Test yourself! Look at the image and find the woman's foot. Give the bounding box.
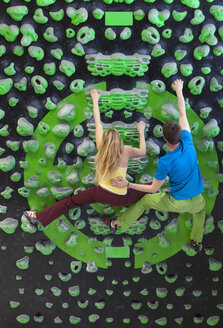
[191,240,202,252]
[23,211,38,225]
[104,218,120,233]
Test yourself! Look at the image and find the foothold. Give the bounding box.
[0,156,16,172]
[213,45,223,56]
[0,78,13,95]
[191,9,205,25]
[45,97,57,110]
[197,140,214,153]
[43,27,58,42]
[172,10,187,21]
[10,172,22,182]
[0,24,19,42]
[52,124,70,137]
[27,105,38,119]
[158,231,170,248]
[105,28,116,41]
[199,24,218,46]
[51,287,61,296]
[161,62,178,78]
[207,316,220,326]
[51,187,74,200]
[1,186,13,199]
[86,261,98,273]
[24,66,34,74]
[210,5,223,22]
[77,26,95,44]
[38,122,51,135]
[53,80,65,90]
[120,27,132,40]
[36,241,56,255]
[0,125,9,137]
[93,8,104,20]
[204,215,215,234]
[16,256,29,269]
[70,260,82,273]
[67,7,88,25]
[49,9,64,21]
[188,76,205,95]
[179,28,194,43]
[6,6,28,21]
[148,9,170,27]
[9,97,19,107]
[31,75,48,94]
[20,24,38,46]
[33,9,48,24]
[161,104,179,121]
[16,314,30,324]
[0,218,18,234]
[69,316,81,324]
[193,45,210,60]
[209,257,222,271]
[141,26,160,44]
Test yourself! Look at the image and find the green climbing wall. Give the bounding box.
[0,0,223,326]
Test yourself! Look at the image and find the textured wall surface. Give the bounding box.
[0,0,223,327]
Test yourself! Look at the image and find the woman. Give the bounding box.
[23,89,148,231]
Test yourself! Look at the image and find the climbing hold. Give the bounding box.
[28,45,45,61]
[20,24,38,46]
[43,27,58,42]
[141,26,160,44]
[6,6,28,21]
[67,7,88,25]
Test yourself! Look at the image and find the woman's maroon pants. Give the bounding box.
[36,186,149,227]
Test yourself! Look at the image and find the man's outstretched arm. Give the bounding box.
[110,177,165,193]
[172,79,190,132]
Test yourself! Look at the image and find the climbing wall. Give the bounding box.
[0,0,223,326]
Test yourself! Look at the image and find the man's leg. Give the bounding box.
[117,192,175,230]
[190,194,206,243]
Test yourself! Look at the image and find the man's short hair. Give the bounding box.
[163,121,182,145]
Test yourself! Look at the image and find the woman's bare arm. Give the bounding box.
[91,89,103,149]
[126,121,147,158]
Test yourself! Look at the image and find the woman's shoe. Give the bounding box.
[104,217,118,233]
[23,211,38,225]
[191,240,202,252]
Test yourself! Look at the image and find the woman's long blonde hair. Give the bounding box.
[95,129,123,185]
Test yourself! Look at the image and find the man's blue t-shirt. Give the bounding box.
[155,130,204,200]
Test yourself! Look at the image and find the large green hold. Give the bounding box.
[0,156,16,172]
[6,6,28,21]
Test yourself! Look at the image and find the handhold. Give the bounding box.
[161,104,179,121]
[31,75,48,94]
[43,62,56,75]
[161,62,178,78]
[151,80,166,93]
[203,119,220,138]
[77,26,95,44]
[172,10,187,21]
[17,118,34,136]
[141,26,160,44]
[210,5,223,22]
[37,0,56,6]
[45,142,57,158]
[180,64,193,76]
[0,24,19,42]
[200,106,212,119]
[70,79,85,93]
[210,77,223,92]
[199,24,218,46]
[13,45,24,56]
[151,44,165,57]
[105,28,116,40]
[148,9,170,27]
[67,7,88,25]
[51,48,63,59]
[0,78,13,95]
[49,9,64,21]
[4,62,16,76]
[20,24,38,46]
[157,231,170,248]
[180,0,200,8]
[71,43,85,56]
[120,27,131,40]
[59,60,75,77]
[179,28,194,43]
[6,6,28,21]
[14,77,27,91]
[77,138,95,156]
[190,9,205,25]
[146,138,160,156]
[93,8,104,20]
[21,215,37,233]
[188,76,205,95]
[33,9,48,24]
[209,257,222,271]
[43,27,58,42]
[134,9,145,21]
[46,97,56,110]
[51,187,74,200]
[193,45,210,60]
[52,124,70,137]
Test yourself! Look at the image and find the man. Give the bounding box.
[111,79,205,251]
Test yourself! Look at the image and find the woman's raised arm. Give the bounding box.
[90,89,103,149]
[125,121,147,158]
